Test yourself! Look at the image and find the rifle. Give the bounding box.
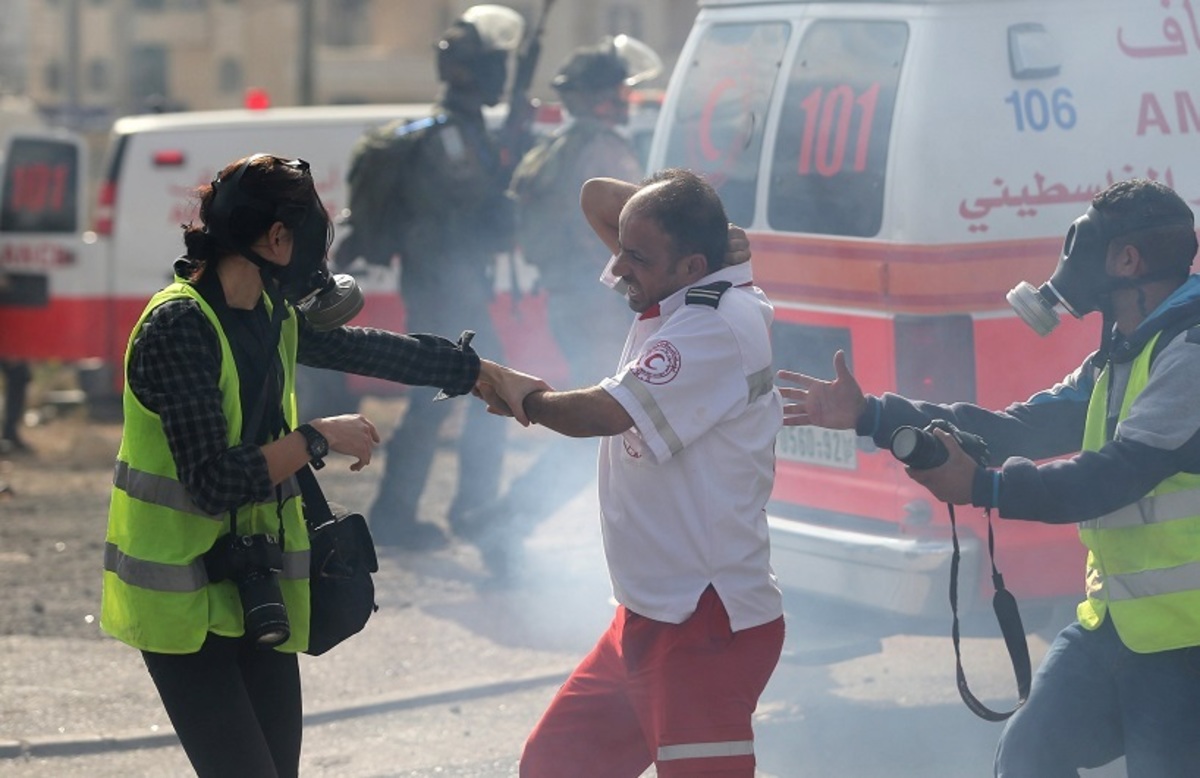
[497,0,556,173]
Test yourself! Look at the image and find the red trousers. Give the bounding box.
[521,586,785,777]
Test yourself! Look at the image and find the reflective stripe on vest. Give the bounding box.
[1087,560,1200,603]
[113,460,301,518]
[658,740,755,761]
[104,541,208,592]
[1077,330,1200,652]
[1079,485,1200,531]
[104,541,310,592]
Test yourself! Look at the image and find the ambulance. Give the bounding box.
[645,0,1200,638]
[0,129,96,375]
[0,103,569,417]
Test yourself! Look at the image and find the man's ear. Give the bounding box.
[1108,242,1144,278]
[682,252,708,281]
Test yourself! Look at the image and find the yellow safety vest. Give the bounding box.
[100,281,311,654]
[1077,331,1200,652]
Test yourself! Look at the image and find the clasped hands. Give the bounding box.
[474,360,551,426]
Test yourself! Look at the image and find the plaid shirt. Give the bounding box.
[127,297,480,515]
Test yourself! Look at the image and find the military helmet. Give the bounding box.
[437,4,524,61]
[435,4,524,104]
[551,34,662,94]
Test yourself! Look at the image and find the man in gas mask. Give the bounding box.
[452,34,662,576]
[358,5,524,550]
[776,178,1200,776]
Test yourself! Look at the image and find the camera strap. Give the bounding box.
[196,272,289,543]
[293,459,334,529]
[947,503,1031,721]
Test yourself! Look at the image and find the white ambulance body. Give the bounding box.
[647,0,1200,635]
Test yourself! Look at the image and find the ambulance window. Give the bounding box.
[0,137,80,234]
[660,22,789,227]
[768,21,908,237]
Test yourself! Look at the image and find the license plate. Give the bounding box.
[776,426,858,469]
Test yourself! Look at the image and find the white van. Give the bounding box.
[1,104,569,413]
[647,0,1200,641]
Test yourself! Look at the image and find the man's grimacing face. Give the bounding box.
[612,196,696,314]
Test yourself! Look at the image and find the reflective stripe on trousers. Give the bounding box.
[658,740,755,761]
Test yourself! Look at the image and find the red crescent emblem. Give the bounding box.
[632,340,682,385]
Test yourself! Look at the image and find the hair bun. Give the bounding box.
[182,223,219,263]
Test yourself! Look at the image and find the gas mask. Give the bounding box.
[1006,207,1113,336]
[1007,204,1192,336]
[209,155,363,331]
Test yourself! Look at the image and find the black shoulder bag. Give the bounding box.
[294,462,379,656]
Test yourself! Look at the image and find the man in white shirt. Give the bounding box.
[479,169,784,777]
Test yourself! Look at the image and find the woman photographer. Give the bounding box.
[99,153,541,777]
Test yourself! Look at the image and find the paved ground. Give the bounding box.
[0,396,1131,777]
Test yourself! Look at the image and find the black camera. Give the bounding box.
[889,419,991,470]
[209,533,291,648]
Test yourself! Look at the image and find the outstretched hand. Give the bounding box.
[475,360,553,426]
[776,350,866,429]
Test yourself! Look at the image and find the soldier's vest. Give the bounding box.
[100,281,310,654]
[1077,330,1200,652]
[401,111,514,286]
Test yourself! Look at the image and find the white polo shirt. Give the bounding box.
[597,262,784,632]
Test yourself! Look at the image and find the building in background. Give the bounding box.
[25,0,305,129]
[18,0,695,130]
[0,0,31,95]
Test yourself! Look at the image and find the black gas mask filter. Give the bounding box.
[1007,205,1192,336]
[209,155,363,330]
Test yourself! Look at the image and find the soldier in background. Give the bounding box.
[363,5,525,550]
[0,270,32,455]
[453,36,663,576]
[0,359,31,454]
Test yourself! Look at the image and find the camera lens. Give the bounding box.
[237,570,291,648]
[890,427,921,461]
[889,426,949,470]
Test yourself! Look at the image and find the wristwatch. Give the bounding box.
[296,424,329,470]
